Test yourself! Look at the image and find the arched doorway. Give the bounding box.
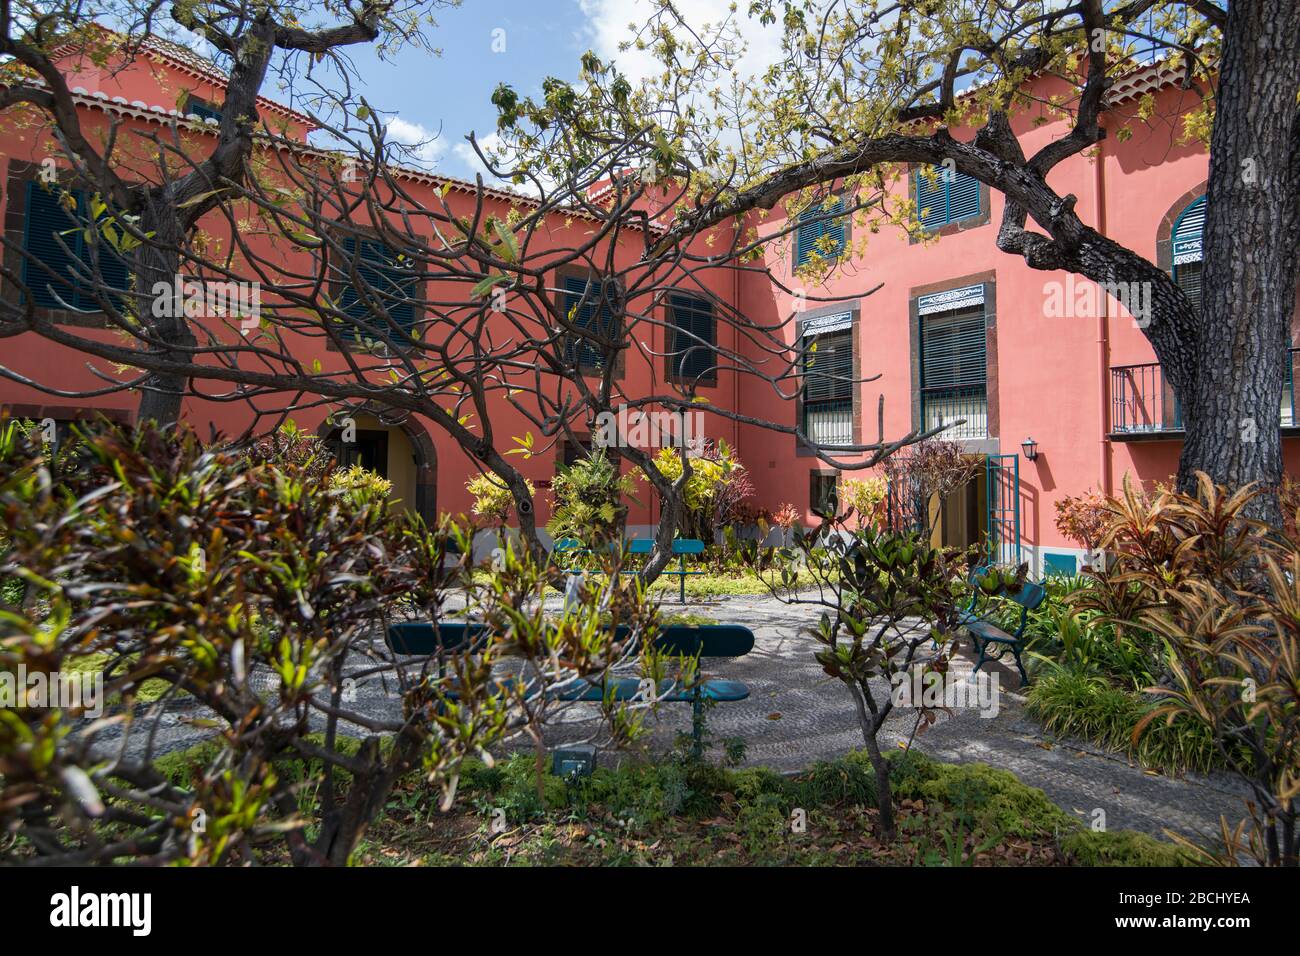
[317,407,437,523]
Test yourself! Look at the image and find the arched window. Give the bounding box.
[1171,195,1205,312]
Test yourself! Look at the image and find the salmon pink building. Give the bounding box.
[2,42,1296,574]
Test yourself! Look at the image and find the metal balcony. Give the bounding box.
[1110,349,1300,439]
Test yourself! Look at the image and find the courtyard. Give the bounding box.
[0,3,1296,933]
[84,588,1250,848]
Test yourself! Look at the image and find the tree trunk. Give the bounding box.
[133,196,196,427]
[1176,0,1300,519]
[863,725,896,842]
[848,682,896,840]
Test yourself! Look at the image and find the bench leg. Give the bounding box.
[971,636,989,674]
[691,690,704,760]
[1011,643,1030,687]
[679,555,687,604]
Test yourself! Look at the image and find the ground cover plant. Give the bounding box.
[146,739,1189,868]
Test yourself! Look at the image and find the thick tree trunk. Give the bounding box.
[133,196,196,427]
[1176,0,1300,518]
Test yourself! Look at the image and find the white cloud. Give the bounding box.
[452,131,507,182]
[385,116,447,169]
[573,0,790,168]
[575,0,786,88]
[452,132,560,197]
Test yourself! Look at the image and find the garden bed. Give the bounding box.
[150,744,1194,867]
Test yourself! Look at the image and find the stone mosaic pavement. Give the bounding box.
[90,591,1253,843]
[541,593,1253,841]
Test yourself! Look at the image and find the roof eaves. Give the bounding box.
[2,81,660,233]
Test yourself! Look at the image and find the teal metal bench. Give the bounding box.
[625,537,706,603]
[958,568,1046,686]
[386,621,754,756]
[387,620,484,656]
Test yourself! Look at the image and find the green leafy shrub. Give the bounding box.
[492,756,569,822]
[547,448,636,545]
[467,472,535,525]
[790,753,877,808]
[328,463,393,508]
[645,439,750,542]
[578,761,700,825]
[841,476,887,527]
[1060,830,1194,867]
[1022,604,1158,689]
[889,753,1075,839]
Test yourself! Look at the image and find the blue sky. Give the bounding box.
[158,0,780,181]
[281,0,775,183]
[331,0,599,181]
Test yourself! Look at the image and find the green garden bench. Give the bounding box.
[958,567,1046,686]
[625,537,706,603]
[387,621,754,756]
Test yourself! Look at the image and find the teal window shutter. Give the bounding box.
[921,305,986,390]
[564,275,613,369]
[337,236,418,340]
[804,329,854,403]
[184,96,223,122]
[948,172,981,221]
[669,294,716,380]
[1171,195,1205,313]
[22,182,81,309]
[915,169,949,231]
[914,167,982,229]
[795,198,846,267]
[22,181,130,311]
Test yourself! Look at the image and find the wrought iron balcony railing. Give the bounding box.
[1111,349,1299,436]
[921,385,988,440]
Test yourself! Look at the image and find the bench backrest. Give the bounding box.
[389,621,754,659]
[1012,580,1047,611]
[387,621,487,655]
[553,538,585,553]
[655,623,754,658]
[626,537,705,556]
[968,566,1047,612]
